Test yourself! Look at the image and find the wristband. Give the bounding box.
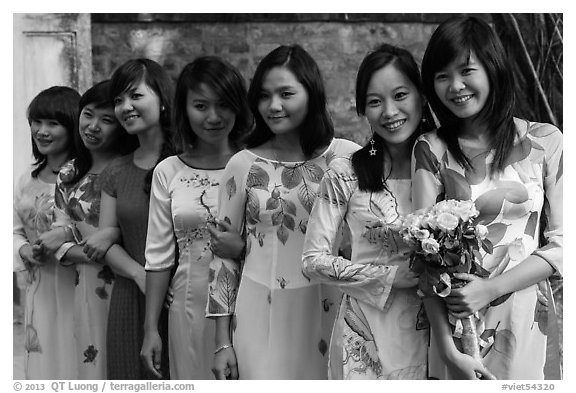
[214,343,233,354]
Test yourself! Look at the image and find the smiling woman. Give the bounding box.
[207,44,359,380]
[13,86,80,379]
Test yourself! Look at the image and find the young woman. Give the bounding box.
[86,58,175,379]
[141,56,251,379]
[49,80,138,379]
[207,44,359,380]
[414,16,563,379]
[302,43,434,380]
[13,86,80,379]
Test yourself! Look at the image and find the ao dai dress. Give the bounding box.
[13,171,76,379]
[412,119,563,379]
[100,154,170,379]
[145,156,221,379]
[207,138,359,379]
[302,156,428,379]
[52,160,115,379]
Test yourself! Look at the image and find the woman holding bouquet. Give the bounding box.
[413,16,563,379]
[302,43,434,379]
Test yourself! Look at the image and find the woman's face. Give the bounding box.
[257,66,309,136]
[186,83,236,146]
[433,51,490,119]
[113,79,162,135]
[30,118,70,157]
[364,63,423,147]
[79,103,122,153]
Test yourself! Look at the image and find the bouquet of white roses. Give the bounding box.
[399,199,496,379]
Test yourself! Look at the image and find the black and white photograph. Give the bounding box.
[9,6,565,389]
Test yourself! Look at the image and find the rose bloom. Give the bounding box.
[421,238,440,254]
[412,228,430,240]
[436,212,460,232]
[453,200,479,221]
[475,224,489,240]
[421,212,438,229]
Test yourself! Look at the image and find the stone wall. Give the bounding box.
[91,14,485,145]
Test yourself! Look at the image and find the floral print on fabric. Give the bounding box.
[207,138,359,379]
[412,119,563,380]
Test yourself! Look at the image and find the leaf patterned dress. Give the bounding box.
[145,156,221,379]
[206,138,359,379]
[412,119,563,379]
[52,160,115,379]
[13,171,76,379]
[302,156,429,379]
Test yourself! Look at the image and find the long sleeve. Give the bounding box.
[206,152,247,317]
[530,123,563,276]
[411,134,443,211]
[145,163,176,271]
[302,159,397,311]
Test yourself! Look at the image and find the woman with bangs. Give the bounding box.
[302,43,434,380]
[46,80,138,379]
[141,56,251,379]
[83,59,175,379]
[414,16,562,379]
[207,44,359,380]
[13,86,80,379]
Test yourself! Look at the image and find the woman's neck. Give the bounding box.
[180,139,236,169]
[134,126,164,169]
[46,151,69,172]
[90,150,120,174]
[459,116,490,142]
[385,139,413,180]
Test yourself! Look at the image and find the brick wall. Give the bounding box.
[91,14,486,145]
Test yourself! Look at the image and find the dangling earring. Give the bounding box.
[160,105,166,112]
[368,136,377,156]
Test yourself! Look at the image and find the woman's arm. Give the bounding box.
[141,270,171,378]
[141,163,179,378]
[212,316,238,380]
[447,126,563,316]
[97,190,146,289]
[302,162,403,310]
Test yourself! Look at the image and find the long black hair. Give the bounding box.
[352,43,434,192]
[421,15,517,175]
[245,44,333,158]
[65,80,138,185]
[110,58,176,193]
[27,86,81,178]
[173,56,252,151]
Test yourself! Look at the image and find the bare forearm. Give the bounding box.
[104,244,144,280]
[144,270,171,332]
[423,296,459,362]
[488,255,554,300]
[61,245,91,264]
[214,316,233,347]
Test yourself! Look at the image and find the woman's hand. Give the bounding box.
[36,227,68,254]
[385,255,418,288]
[445,273,497,318]
[445,351,495,380]
[207,219,245,260]
[19,244,44,267]
[212,347,238,380]
[140,330,163,378]
[81,229,117,262]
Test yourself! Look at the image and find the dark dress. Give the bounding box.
[101,154,170,380]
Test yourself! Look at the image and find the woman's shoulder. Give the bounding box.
[226,149,258,169]
[329,137,362,155]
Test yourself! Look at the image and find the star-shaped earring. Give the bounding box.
[369,138,377,156]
